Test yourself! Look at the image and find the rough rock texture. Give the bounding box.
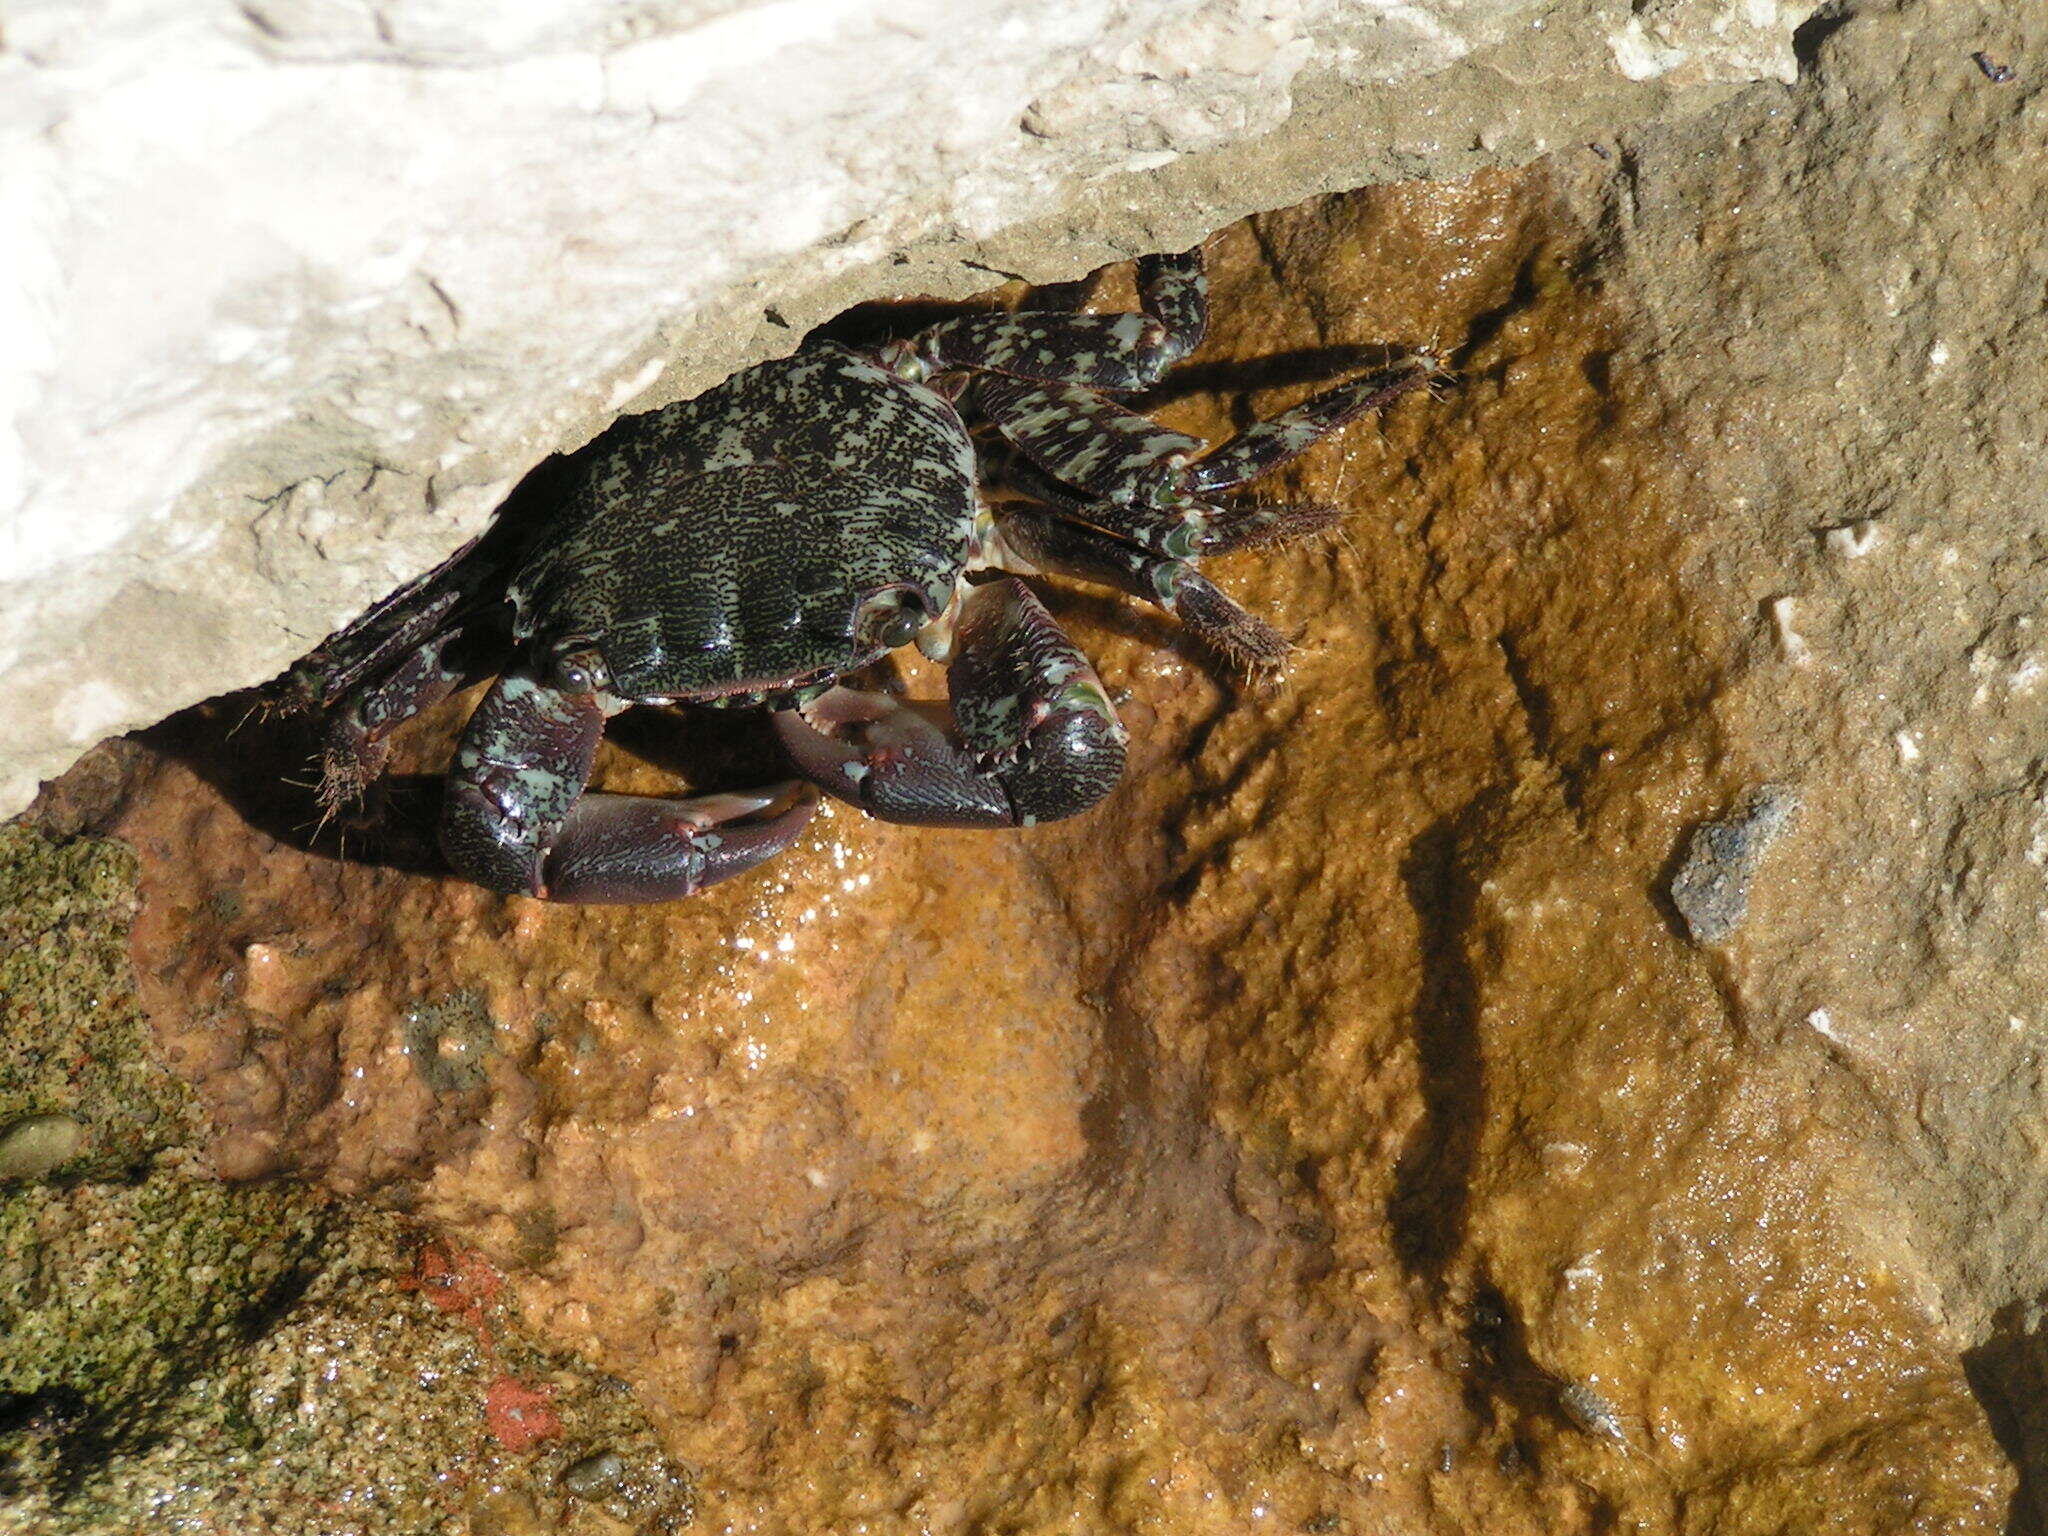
[0,0,1824,815]
[0,826,696,1533]
[10,0,2048,1528]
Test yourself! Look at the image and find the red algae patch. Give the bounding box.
[100,169,2013,1531]
[484,1376,563,1453]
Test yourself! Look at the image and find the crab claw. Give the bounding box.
[773,579,1128,829]
[529,782,820,904]
[774,691,1013,827]
[441,671,821,903]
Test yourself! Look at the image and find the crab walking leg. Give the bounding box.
[1183,361,1436,496]
[440,672,818,902]
[977,379,1206,528]
[893,243,1209,395]
[993,508,1291,672]
[979,360,1430,555]
[904,310,1181,394]
[281,534,491,712]
[1134,248,1209,369]
[978,381,1344,558]
[319,622,478,808]
[774,578,1128,828]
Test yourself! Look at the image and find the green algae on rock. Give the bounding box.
[0,821,694,1534]
[0,1189,695,1535]
[0,826,201,1177]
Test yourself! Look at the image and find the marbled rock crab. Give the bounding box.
[287,248,1432,902]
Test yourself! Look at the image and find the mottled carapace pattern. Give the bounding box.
[510,345,977,700]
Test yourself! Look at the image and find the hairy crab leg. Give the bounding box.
[978,360,1435,557]
[441,672,817,902]
[774,577,1126,828]
[279,534,494,712]
[318,622,480,809]
[1182,360,1437,496]
[990,508,1291,673]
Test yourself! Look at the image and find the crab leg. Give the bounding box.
[977,378,1206,527]
[773,577,1126,828]
[318,621,480,808]
[279,534,493,712]
[992,508,1291,672]
[1135,247,1208,370]
[440,672,818,902]
[1184,361,1435,495]
[902,245,1209,394]
[979,361,1434,555]
[911,311,1180,394]
[978,382,1347,559]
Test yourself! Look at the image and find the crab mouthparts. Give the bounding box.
[681,662,843,702]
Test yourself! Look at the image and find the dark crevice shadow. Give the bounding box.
[1450,249,1543,382]
[601,705,798,796]
[1962,1298,2048,1535]
[1390,808,1490,1285]
[139,685,804,888]
[1791,2,1854,75]
[136,693,450,879]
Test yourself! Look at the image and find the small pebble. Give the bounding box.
[561,1449,625,1496]
[0,1114,84,1180]
[1669,785,1799,946]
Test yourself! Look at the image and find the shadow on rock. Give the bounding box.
[1390,809,1489,1284]
[1963,1299,2048,1536]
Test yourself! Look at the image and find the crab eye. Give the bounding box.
[549,646,610,694]
[877,606,924,649]
[860,591,927,651]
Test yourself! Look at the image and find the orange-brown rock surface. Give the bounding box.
[92,162,2014,1533]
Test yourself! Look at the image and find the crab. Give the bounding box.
[285,246,1433,902]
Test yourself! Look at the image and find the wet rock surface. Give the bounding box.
[8,0,2048,1527]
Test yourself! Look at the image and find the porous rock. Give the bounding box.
[0,825,694,1534]
[1669,783,1798,945]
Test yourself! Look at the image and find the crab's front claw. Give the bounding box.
[538,784,820,904]
[774,578,1128,829]
[445,772,818,904]
[440,671,819,902]
[774,691,1012,826]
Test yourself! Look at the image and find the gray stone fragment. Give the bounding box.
[0,1114,84,1181]
[562,1449,626,1496]
[1670,785,1799,946]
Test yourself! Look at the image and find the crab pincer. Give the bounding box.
[773,578,1126,828]
[441,671,818,903]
